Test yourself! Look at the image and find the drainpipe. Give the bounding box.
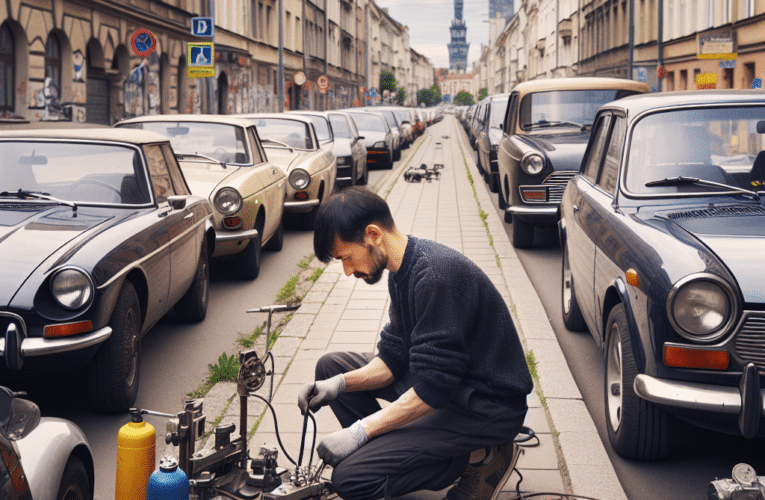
[278,0,285,111]
[628,0,634,79]
[208,0,216,113]
[657,0,663,91]
[555,0,559,75]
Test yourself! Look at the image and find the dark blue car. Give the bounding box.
[559,90,765,460]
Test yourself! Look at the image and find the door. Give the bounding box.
[86,71,110,124]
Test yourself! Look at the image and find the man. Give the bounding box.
[298,186,532,500]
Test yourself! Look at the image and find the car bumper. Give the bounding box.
[0,326,112,360]
[284,199,321,211]
[506,205,560,225]
[635,368,765,438]
[216,228,259,243]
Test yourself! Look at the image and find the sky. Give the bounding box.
[375,0,495,70]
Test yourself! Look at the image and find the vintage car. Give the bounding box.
[239,113,336,228]
[345,111,395,170]
[559,90,765,460]
[497,77,651,248]
[468,101,487,150]
[475,93,510,195]
[116,115,286,280]
[0,128,212,412]
[0,386,94,499]
[361,108,402,160]
[389,107,414,147]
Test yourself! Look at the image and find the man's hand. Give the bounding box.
[317,420,368,466]
[297,374,346,414]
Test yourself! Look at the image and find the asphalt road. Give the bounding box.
[466,147,765,500]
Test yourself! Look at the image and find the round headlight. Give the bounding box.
[50,268,93,310]
[289,169,311,190]
[668,276,736,342]
[521,153,545,175]
[214,187,243,215]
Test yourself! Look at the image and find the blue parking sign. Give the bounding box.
[187,42,214,78]
[192,17,214,37]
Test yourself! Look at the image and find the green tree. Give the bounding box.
[454,90,475,106]
[416,84,442,107]
[380,70,397,93]
[396,88,406,106]
[478,88,488,101]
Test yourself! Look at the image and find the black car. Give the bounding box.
[475,93,509,196]
[0,128,212,412]
[560,90,765,460]
[345,112,394,170]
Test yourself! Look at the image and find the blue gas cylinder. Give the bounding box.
[146,456,189,500]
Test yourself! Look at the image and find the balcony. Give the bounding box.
[559,18,572,42]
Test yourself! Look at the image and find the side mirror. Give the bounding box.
[357,136,365,140]
[499,123,503,131]
[168,195,189,210]
[0,388,40,441]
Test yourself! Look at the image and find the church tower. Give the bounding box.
[447,0,469,71]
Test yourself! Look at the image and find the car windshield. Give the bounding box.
[624,107,765,196]
[350,113,386,133]
[374,111,398,129]
[489,99,508,129]
[121,122,249,164]
[393,110,410,124]
[0,141,151,205]
[329,114,352,139]
[520,89,640,131]
[302,115,332,142]
[249,118,313,149]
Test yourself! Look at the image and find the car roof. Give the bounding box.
[0,127,171,145]
[512,77,651,97]
[118,114,255,129]
[236,113,315,126]
[599,89,765,117]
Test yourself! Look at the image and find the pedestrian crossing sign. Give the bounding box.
[187,42,215,78]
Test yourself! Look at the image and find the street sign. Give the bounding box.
[187,42,215,78]
[318,75,329,92]
[192,17,214,37]
[719,59,736,69]
[294,71,306,85]
[753,78,762,89]
[131,29,156,58]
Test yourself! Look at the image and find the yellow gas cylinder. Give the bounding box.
[115,409,156,500]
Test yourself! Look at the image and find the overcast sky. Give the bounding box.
[376,0,494,70]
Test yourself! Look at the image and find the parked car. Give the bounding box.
[0,128,212,412]
[116,115,286,280]
[361,108,402,160]
[559,90,765,460]
[0,386,94,499]
[285,110,333,150]
[239,113,336,228]
[389,108,414,147]
[497,77,651,248]
[346,111,395,170]
[475,94,509,195]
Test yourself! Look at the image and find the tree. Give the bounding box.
[454,90,475,106]
[396,88,406,106]
[416,84,442,107]
[380,70,397,93]
[478,88,488,101]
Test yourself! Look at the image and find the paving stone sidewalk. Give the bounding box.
[181,115,626,500]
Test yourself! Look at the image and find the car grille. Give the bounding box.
[733,312,765,369]
[544,171,577,203]
[666,206,765,220]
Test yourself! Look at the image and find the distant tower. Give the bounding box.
[489,0,514,24]
[448,0,469,71]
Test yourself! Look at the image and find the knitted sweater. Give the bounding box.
[377,236,533,409]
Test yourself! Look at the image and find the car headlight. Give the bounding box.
[373,141,386,149]
[50,267,94,310]
[289,169,311,190]
[667,274,737,342]
[336,156,350,166]
[214,187,243,215]
[521,153,545,175]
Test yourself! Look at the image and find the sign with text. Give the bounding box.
[698,32,736,59]
[696,72,717,90]
[187,42,215,78]
[192,17,214,37]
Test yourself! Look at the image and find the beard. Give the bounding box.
[354,244,388,284]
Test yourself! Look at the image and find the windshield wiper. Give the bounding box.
[527,120,585,130]
[174,152,227,168]
[0,189,77,210]
[645,176,761,201]
[260,139,294,151]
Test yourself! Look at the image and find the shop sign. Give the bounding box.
[188,42,215,78]
[696,72,717,90]
[698,32,736,59]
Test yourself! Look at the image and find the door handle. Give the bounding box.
[572,205,579,212]
[184,213,194,220]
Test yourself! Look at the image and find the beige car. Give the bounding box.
[238,113,336,229]
[497,77,651,248]
[116,115,286,280]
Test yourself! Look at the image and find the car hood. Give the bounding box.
[519,132,591,171]
[264,148,311,172]
[0,206,110,306]
[663,207,765,304]
[178,161,244,199]
[332,140,353,157]
[360,131,386,147]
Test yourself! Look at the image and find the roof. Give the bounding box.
[600,89,765,117]
[235,113,315,126]
[512,77,651,96]
[0,127,171,144]
[118,113,255,129]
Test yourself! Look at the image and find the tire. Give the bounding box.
[359,162,369,185]
[561,243,587,331]
[238,232,262,280]
[476,154,485,176]
[497,179,507,210]
[512,216,534,249]
[488,172,499,193]
[605,304,672,460]
[264,218,284,251]
[394,147,401,161]
[57,456,91,500]
[88,281,141,413]
[174,239,210,322]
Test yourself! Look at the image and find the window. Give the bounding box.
[45,33,61,93]
[258,2,264,40]
[266,5,272,43]
[161,144,190,196]
[598,117,626,195]
[248,128,266,164]
[143,144,176,202]
[582,115,611,183]
[0,24,13,112]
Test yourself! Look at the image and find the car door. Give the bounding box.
[249,127,286,237]
[567,113,612,335]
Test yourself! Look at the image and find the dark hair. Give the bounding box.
[313,186,395,262]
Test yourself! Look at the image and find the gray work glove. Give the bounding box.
[297,374,346,415]
[317,420,368,467]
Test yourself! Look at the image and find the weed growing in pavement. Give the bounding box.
[277,275,299,302]
[297,254,314,269]
[208,352,240,384]
[462,153,501,267]
[309,268,324,282]
[525,350,546,407]
[237,324,264,348]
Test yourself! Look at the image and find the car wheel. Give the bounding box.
[488,173,499,193]
[174,239,210,322]
[57,456,91,500]
[497,180,507,210]
[394,148,401,161]
[605,304,672,460]
[512,216,534,249]
[88,281,141,413]
[561,243,586,331]
[264,217,284,252]
[238,232,262,280]
[476,153,485,176]
[359,162,369,185]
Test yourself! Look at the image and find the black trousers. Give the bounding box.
[315,352,528,500]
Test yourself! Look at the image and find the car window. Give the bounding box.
[303,115,332,142]
[329,114,352,139]
[350,113,386,132]
[598,116,626,196]
[582,115,611,183]
[161,144,190,196]
[144,144,177,202]
[249,118,313,149]
[489,99,508,129]
[505,93,518,132]
[520,90,632,131]
[247,128,266,164]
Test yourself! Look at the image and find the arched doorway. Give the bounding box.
[86,39,109,124]
[217,71,228,114]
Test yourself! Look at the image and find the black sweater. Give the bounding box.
[377,236,533,409]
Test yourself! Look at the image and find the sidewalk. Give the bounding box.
[185,115,626,500]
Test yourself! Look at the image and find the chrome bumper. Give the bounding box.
[216,228,258,243]
[0,327,112,357]
[284,199,321,211]
[506,206,559,217]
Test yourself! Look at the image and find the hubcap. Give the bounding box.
[606,323,623,434]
